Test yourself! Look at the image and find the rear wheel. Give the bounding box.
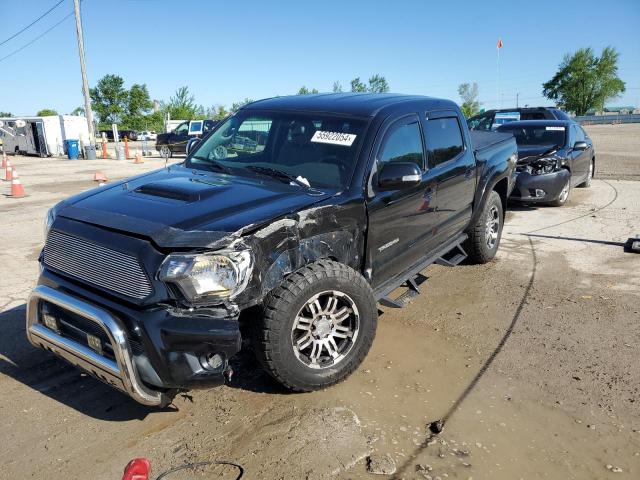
[254,260,377,392]
[464,190,503,264]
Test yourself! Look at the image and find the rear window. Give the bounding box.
[498,124,566,147]
[424,117,464,166]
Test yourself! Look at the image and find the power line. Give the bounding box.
[0,0,65,47]
[0,11,74,64]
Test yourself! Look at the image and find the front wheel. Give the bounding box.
[464,189,503,264]
[548,176,571,207]
[254,260,377,392]
[578,160,594,188]
[159,145,172,158]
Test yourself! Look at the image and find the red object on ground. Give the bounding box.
[92,171,109,185]
[134,150,143,164]
[9,168,26,198]
[102,141,108,159]
[124,137,130,159]
[122,458,151,480]
[1,151,6,168]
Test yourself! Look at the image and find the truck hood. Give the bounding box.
[57,164,334,248]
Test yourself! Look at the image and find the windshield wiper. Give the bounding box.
[245,165,310,188]
[190,155,231,174]
[519,145,561,164]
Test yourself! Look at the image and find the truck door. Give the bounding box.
[367,114,439,288]
[169,122,190,153]
[422,111,475,247]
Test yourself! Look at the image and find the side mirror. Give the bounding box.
[378,162,422,190]
[573,141,588,151]
[186,137,201,155]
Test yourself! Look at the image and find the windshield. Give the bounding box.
[498,124,566,148]
[186,111,367,189]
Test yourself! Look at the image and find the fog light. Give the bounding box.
[200,353,224,371]
[535,189,546,197]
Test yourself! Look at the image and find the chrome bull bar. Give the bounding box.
[26,285,167,406]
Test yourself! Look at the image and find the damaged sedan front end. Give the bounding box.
[511,152,571,203]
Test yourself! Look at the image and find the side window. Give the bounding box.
[377,117,424,169]
[469,112,492,131]
[424,117,464,166]
[174,122,189,135]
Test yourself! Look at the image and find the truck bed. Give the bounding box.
[470,130,514,153]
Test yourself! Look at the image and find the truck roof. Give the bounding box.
[244,93,458,117]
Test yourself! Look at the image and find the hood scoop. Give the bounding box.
[134,177,224,202]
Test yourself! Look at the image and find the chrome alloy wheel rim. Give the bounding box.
[485,205,500,249]
[559,180,570,203]
[291,290,360,369]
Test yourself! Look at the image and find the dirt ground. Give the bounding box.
[0,124,638,479]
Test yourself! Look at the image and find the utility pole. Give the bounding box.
[73,0,95,146]
[516,93,519,108]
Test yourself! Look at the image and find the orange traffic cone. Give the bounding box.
[4,159,12,182]
[93,171,108,186]
[134,149,143,164]
[1,151,6,169]
[9,168,26,198]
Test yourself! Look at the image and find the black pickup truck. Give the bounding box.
[27,94,517,406]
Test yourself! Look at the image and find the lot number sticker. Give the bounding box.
[311,131,357,146]
[545,126,565,131]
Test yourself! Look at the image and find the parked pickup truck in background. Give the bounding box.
[155,119,219,157]
[28,94,517,406]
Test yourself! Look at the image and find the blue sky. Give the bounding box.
[1,0,639,116]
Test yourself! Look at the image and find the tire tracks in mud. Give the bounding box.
[391,237,539,479]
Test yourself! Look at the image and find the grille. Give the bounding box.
[44,230,153,299]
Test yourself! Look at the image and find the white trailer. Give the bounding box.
[0,115,90,157]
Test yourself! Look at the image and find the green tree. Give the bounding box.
[350,77,367,92]
[37,108,58,116]
[166,86,198,120]
[457,82,481,118]
[122,84,153,129]
[350,75,390,93]
[206,104,229,120]
[231,98,254,113]
[89,74,128,124]
[297,86,319,94]
[543,47,626,115]
[70,106,85,116]
[0,111,11,117]
[332,81,343,93]
[367,74,389,93]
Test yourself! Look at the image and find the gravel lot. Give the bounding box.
[0,124,638,479]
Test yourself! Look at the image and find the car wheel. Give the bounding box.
[464,189,503,264]
[160,145,172,158]
[254,260,377,392]
[578,160,594,188]
[548,176,571,207]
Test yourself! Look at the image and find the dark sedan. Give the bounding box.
[497,120,595,206]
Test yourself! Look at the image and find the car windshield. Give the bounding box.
[498,124,566,147]
[186,111,367,189]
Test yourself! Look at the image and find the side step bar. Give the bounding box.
[374,234,468,309]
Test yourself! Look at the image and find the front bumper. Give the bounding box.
[509,169,570,203]
[26,272,242,406]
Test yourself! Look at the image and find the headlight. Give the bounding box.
[44,207,57,238]
[159,250,252,303]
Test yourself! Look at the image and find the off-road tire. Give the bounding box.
[253,260,377,392]
[464,189,503,264]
